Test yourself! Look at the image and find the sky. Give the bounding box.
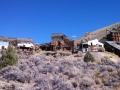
[0,0,120,44]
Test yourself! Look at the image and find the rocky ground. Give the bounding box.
[0,52,120,90]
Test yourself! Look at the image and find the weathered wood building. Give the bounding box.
[107,30,120,42]
[40,33,74,52]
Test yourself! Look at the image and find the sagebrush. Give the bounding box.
[0,45,18,68]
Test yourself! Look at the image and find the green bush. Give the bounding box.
[84,52,94,62]
[0,45,18,69]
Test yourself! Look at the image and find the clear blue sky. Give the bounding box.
[0,0,120,44]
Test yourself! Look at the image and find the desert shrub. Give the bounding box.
[84,52,94,62]
[94,58,101,63]
[4,72,31,83]
[103,56,110,60]
[98,47,105,52]
[95,72,99,78]
[0,45,18,69]
[112,72,118,78]
[99,65,107,72]
[19,65,26,71]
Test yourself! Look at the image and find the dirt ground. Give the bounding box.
[90,51,120,63]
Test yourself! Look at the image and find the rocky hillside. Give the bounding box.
[0,52,120,90]
[75,22,120,47]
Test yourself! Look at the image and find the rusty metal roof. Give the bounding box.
[106,41,120,50]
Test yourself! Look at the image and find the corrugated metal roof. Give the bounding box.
[106,41,120,50]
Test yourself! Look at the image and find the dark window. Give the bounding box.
[91,42,93,46]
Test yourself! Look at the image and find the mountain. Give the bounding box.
[74,22,120,47]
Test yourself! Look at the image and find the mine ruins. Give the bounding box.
[0,33,74,55]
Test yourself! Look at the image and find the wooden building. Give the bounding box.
[107,30,120,42]
[40,33,74,52]
[40,43,52,51]
[51,33,74,51]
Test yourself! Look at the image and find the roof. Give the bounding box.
[106,41,120,50]
[52,33,64,37]
[17,38,33,43]
[82,39,103,46]
[82,39,98,44]
[52,33,73,41]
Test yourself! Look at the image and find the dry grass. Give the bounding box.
[103,55,110,59]
[94,58,101,63]
[105,51,119,58]
[97,47,105,52]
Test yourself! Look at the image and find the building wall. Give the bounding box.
[107,32,120,42]
[0,41,9,50]
[82,39,103,47]
[17,42,34,48]
[87,39,98,46]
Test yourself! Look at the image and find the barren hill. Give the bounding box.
[74,22,120,47]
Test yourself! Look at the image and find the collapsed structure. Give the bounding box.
[40,33,74,52]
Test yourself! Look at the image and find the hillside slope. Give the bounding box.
[75,22,120,47]
[0,53,120,90]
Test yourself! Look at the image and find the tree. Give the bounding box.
[0,45,18,68]
[84,52,94,62]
